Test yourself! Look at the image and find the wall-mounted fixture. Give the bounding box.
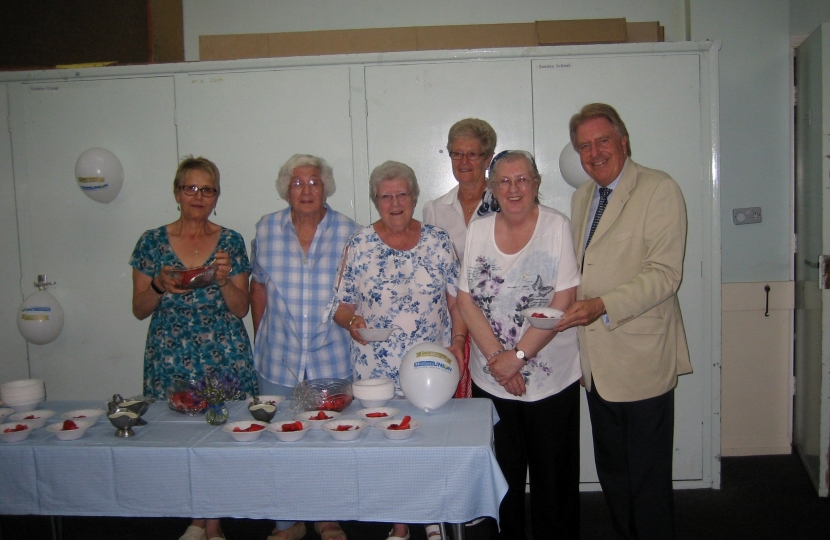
[17,275,64,345]
[558,142,591,189]
[75,147,123,203]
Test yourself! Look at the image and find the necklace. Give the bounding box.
[459,197,479,214]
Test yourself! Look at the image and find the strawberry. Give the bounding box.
[24,415,37,420]
[62,420,79,431]
[334,425,353,431]
[4,424,28,433]
[366,412,388,418]
[389,415,412,430]
[281,421,304,432]
[311,411,331,421]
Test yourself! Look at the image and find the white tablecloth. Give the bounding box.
[0,398,507,524]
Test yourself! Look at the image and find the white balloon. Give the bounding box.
[399,342,460,412]
[17,290,64,345]
[558,142,592,189]
[75,147,124,203]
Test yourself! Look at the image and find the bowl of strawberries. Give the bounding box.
[46,418,95,441]
[268,420,311,442]
[166,380,207,415]
[222,420,269,442]
[0,421,35,443]
[520,307,565,330]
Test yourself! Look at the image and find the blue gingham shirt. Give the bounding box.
[251,204,360,386]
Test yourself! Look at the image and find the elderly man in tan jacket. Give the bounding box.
[556,103,692,540]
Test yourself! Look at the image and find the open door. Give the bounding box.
[794,22,830,497]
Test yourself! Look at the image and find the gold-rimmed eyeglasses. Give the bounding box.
[378,191,412,204]
[494,176,535,191]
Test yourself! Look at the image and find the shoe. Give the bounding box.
[385,526,410,540]
[179,525,207,540]
[267,521,307,540]
[424,524,443,540]
[465,518,486,527]
[314,522,346,540]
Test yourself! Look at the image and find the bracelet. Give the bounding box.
[150,278,164,295]
[487,349,505,361]
[452,333,466,342]
[348,315,357,328]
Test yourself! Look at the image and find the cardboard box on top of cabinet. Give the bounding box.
[200,18,662,62]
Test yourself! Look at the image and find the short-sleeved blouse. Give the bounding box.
[459,206,581,401]
[336,224,458,394]
[129,226,257,399]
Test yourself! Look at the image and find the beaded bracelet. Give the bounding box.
[487,349,505,361]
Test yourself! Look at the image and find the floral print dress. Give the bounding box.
[129,226,257,399]
[336,224,458,394]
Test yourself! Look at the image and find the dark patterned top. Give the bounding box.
[129,226,257,399]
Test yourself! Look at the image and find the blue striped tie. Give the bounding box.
[586,187,611,248]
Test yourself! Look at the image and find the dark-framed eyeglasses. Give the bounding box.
[449,150,486,162]
[179,185,218,197]
[290,178,323,190]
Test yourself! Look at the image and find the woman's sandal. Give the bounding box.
[314,522,347,540]
[267,521,307,540]
[178,525,207,540]
[385,527,410,540]
[424,524,444,540]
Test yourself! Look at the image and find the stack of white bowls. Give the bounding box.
[352,377,395,407]
[0,379,46,413]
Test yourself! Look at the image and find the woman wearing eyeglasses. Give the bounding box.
[457,151,581,540]
[422,119,498,402]
[130,155,256,540]
[250,154,357,540]
[334,160,463,540]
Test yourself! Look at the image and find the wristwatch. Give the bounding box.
[514,348,526,361]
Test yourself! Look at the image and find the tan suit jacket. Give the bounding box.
[572,159,692,402]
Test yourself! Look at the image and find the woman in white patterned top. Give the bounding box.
[457,150,581,540]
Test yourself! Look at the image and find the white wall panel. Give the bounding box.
[174,66,358,239]
[364,60,533,222]
[532,53,706,481]
[0,84,29,384]
[9,77,178,399]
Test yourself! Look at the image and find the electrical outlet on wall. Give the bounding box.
[732,207,762,225]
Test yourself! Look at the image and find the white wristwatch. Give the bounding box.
[514,348,526,361]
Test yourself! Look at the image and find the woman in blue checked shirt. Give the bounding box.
[249,154,358,540]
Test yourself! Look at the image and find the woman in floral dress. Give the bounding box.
[130,156,256,540]
[333,160,465,540]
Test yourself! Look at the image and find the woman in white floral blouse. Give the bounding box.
[334,160,465,540]
[457,150,581,540]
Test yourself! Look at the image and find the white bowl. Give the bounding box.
[222,421,269,442]
[267,420,311,442]
[0,408,14,421]
[8,399,44,414]
[521,307,565,330]
[46,419,95,441]
[356,407,400,426]
[0,421,35,443]
[10,410,55,428]
[0,379,46,403]
[375,417,422,440]
[61,409,107,423]
[357,327,393,342]
[294,410,341,429]
[359,398,391,408]
[322,419,368,441]
[352,378,395,402]
[244,395,286,408]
